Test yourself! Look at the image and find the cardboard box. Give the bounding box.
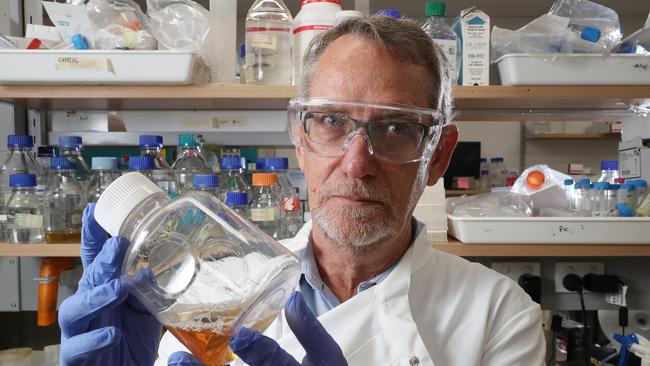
[453,8,490,86]
[619,138,650,181]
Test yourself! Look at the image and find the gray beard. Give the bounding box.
[313,203,399,255]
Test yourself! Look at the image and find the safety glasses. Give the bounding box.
[288,98,444,163]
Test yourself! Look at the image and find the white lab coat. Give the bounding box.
[156,219,546,365]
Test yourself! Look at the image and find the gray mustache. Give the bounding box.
[319,182,392,204]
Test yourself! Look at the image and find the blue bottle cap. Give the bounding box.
[579,178,591,185]
[633,179,647,188]
[240,44,246,58]
[128,156,155,171]
[265,157,289,171]
[50,157,75,170]
[9,173,36,187]
[601,160,618,171]
[594,182,609,190]
[220,156,242,170]
[480,158,487,163]
[610,184,620,190]
[193,174,219,189]
[564,179,574,186]
[139,135,163,148]
[256,157,267,170]
[7,135,34,148]
[225,191,248,206]
[574,183,582,189]
[620,183,633,190]
[580,26,601,43]
[178,134,199,148]
[490,158,498,162]
[58,136,83,148]
[376,9,401,19]
[616,203,635,217]
[480,170,489,175]
[72,34,89,50]
[92,157,117,170]
[37,146,56,157]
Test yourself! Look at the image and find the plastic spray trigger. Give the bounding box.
[613,333,639,366]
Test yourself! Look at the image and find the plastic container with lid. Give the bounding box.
[140,135,170,170]
[631,179,647,207]
[293,0,341,82]
[592,181,609,215]
[597,160,619,184]
[6,173,44,243]
[87,157,119,203]
[172,134,212,194]
[44,157,84,243]
[250,172,281,239]
[94,172,300,366]
[422,1,460,84]
[244,0,293,85]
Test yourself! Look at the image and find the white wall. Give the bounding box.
[455,121,522,172]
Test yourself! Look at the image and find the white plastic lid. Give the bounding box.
[95,172,163,237]
[335,10,364,25]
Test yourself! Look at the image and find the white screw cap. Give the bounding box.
[95,172,163,237]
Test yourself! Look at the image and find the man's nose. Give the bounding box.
[340,132,378,179]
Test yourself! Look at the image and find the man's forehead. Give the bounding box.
[309,35,432,109]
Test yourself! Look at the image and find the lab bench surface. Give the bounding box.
[2,240,650,257]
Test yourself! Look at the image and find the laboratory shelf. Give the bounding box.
[433,238,650,257]
[527,133,621,140]
[2,240,650,257]
[1,85,650,112]
[445,189,490,197]
[0,243,80,257]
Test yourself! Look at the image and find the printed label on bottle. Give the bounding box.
[11,213,44,229]
[251,34,278,50]
[71,213,82,225]
[251,208,275,222]
[433,39,457,83]
[281,197,300,212]
[0,214,7,223]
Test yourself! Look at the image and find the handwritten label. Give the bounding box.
[633,63,648,71]
[55,57,113,73]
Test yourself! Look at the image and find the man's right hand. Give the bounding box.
[59,204,162,365]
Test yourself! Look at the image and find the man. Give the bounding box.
[59,16,545,365]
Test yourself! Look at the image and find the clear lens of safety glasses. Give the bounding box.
[288,98,444,163]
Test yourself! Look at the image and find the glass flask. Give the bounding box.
[94,172,300,366]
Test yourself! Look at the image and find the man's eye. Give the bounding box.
[322,115,344,128]
[386,123,409,134]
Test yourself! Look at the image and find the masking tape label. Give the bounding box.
[55,56,113,72]
[10,214,43,229]
[71,213,82,225]
[251,34,278,50]
[251,208,275,222]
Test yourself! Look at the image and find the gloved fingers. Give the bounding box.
[60,326,121,366]
[285,292,347,365]
[81,204,109,268]
[229,327,299,366]
[78,236,129,291]
[59,278,128,339]
[168,351,204,366]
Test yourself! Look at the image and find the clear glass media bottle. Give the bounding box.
[6,173,44,243]
[58,136,91,192]
[250,173,281,239]
[226,191,250,218]
[172,134,212,194]
[87,157,119,203]
[44,157,85,243]
[140,135,170,170]
[218,156,251,203]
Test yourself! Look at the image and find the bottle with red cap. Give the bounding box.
[293,0,342,82]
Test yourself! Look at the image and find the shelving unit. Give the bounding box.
[1,85,650,114]
[2,240,649,257]
[527,133,621,140]
[445,189,490,197]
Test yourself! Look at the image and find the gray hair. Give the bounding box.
[299,15,453,124]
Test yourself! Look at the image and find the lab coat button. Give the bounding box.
[409,356,419,365]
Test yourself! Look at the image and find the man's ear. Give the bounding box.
[427,124,459,186]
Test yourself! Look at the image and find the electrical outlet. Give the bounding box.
[554,262,605,293]
[491,262,541,283]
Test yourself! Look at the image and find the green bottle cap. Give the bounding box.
[425,1,446,17]
[178,133,199,148]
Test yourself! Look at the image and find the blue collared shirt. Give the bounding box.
[297,236,399,317]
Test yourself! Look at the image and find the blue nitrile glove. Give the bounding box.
[229,291,348,366]
[59,204,162,366]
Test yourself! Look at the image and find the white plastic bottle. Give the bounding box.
[244,0,293,85]
[293,0,341,82]
[422,1,459,84]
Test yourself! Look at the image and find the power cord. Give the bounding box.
[562,274,589,366]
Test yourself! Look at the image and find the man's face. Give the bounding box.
[296,35,456,251]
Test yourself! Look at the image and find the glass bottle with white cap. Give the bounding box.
[87,157,118,203]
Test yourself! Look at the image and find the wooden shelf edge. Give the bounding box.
[527,133,621,140]
[0,243,80,257]
[433,238,650,257]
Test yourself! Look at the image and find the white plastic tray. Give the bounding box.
[0,50,207,85]
[448,215,650,244]
[495,53,650,85]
